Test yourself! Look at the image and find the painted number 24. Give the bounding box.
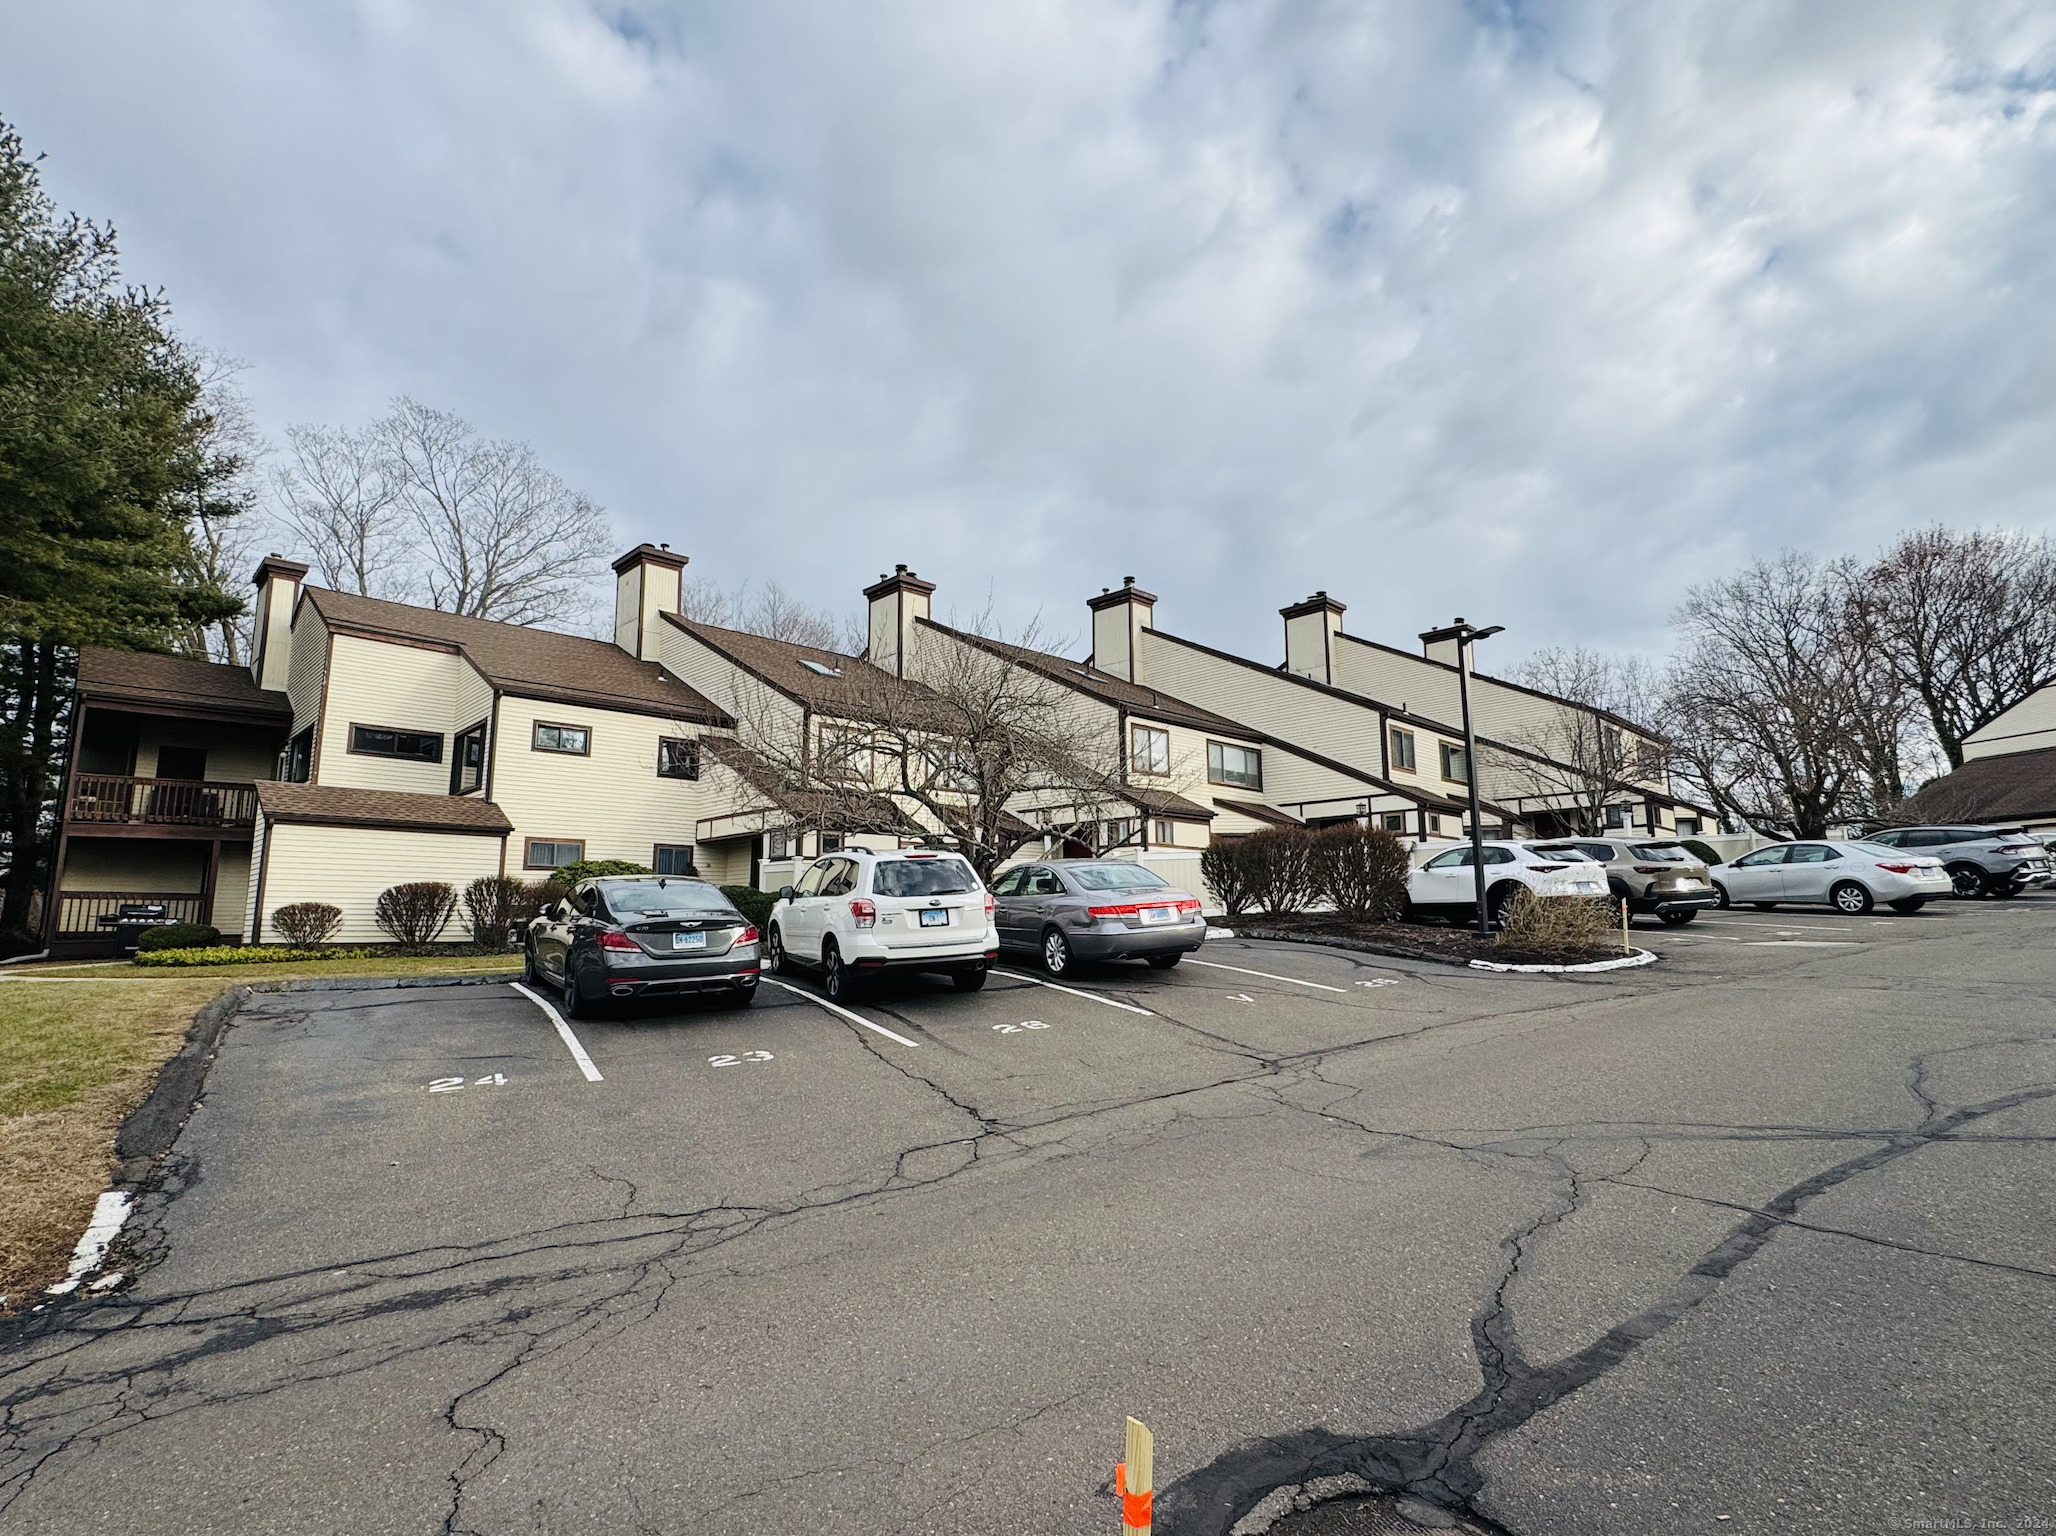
[709,1051,774,1067]
[993,1020,1051,1034]
[429,1074,507,1093]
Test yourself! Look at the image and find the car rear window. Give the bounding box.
[1629,845,1689,862]
[1068,864,1172,891]
[872,857,979,897]
[1527,845,1592,861]
[600,880,735,916]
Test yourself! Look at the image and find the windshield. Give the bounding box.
[873,857,980,897]
[600,880,734,916]
[1630,845,1690,862]
[1068,864,1172,891]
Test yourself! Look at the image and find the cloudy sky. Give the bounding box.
[5,1,2054,665]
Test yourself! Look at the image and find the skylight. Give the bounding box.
[799,660,843,677]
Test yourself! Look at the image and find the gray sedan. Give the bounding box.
[988,859,1206,975]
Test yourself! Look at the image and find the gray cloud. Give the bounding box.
[4,0,2053,663]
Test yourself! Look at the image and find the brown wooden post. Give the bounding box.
[1119,1417,1153,1534]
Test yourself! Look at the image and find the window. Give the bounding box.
[799,659,843,677]
[1787,845,1837,863]
[821,832,845,853]
[989,868,1030,897]
[1389,728,1417,772]
[1732,846,1789,868]
[818,725,873,780]
[524,838,585,869]
[873,857,979,897]
[820,859,858,897]
[1382,813,1407,832]
[1131,725,1170,776]
[451,719,488,795]
[1676,817,1701,837]
[653,844,697,876]
[532,722,590,755]
[768,829,791,860]
[599,880,729,917]
[795,861,831,896]
[280,726,313,784]
[1028,868,1068,896]
[1574,842,1618,861]
[350,724,444,763]
[1439,743,1467,783]
[1151,818,1176,846]
[1604,803,1625,829]
[657,737,699,781]
[1070,864,1170,892]
[1101,817,1140,849]
[1206,740,1262,790]
[1424,848,1470,869]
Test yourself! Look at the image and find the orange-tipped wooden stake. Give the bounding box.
[1621,895,1630,954]
[1120,1416,1154,1533]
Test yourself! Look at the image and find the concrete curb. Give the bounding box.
[1469,948,1659,974]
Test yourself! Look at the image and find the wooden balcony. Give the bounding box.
[53,891,209,938]
[66,774,259,831]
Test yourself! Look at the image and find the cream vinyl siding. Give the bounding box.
[59,840,206,893]
[1963,684,2056,761]
[253,821,504,945]
[649,624,757,726]
[1141,630,1390,780]
[133,721,279,783]
[286,602,329,738]
[318,633,486,793]
[211,847,251,937]
[489,694,716,871]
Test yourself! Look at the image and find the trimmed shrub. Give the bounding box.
[549,858,652,887]
[1493,889,1617,959]
[462,876,545,949]
[720,884,775,930]
[270,901,343,947]
[1200,838,1262,918]
[1246,827,1319,916]
[373,881,458,952]
[135,946,376,968]
[136,922,222,953]
[1308,825,1411,922]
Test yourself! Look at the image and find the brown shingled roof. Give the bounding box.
[1898,747,2056,825]
[302,588,726,725]
[254,781,513,835]
[78,648,292,719]
[663,615,953,727]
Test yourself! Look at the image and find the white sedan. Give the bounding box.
[1712,840,1950,915]
[1407,840,1610,924]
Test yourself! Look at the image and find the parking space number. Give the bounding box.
[709,1051,775,1067]
[429,1074,507,1093]
[993,1020,1052,1034]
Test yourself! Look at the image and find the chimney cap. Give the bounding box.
[250,554,310,588]
[1279,590,1347,621]
[1087,578,1159,612]
[863,564,937,601]
[611,542,689,575]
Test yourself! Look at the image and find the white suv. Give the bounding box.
[1407,840,1609,924]
[767,848,998,1000]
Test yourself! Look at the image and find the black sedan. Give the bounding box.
[525,876,760,1018]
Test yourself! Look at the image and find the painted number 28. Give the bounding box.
[993,1020,1051,1034]
[709,1051,775,1067]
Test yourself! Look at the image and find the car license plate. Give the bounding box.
[1141,906,1176,925]
[1675,879,1702,889]
[671,931,707,950]
[919,909,949,927]
[1574,881,1601,893]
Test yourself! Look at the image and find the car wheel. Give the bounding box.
[1146,952,1183,969]
[821,940,854,1002]
[766,924,790,975]
[561,964,594,1020]
[1751,902,1778,911]
[1831,881,1874,915]
[522,946,540,986]
[1712,882,1732,909]
[1982,871,2020,898]
[1485,883,1520,928]
[724,984,757,1009]
[1888,897,1926,914]
[1946,863,1985,899]
[952,969,988,992]
[1658,910,1697,927]
[1041,927,1073,976]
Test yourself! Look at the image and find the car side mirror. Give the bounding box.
[776,886,795,902]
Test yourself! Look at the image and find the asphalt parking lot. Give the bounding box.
[3,896,2054,1536]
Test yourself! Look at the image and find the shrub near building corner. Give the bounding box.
[135,923,223,952]
[373,882,459,952]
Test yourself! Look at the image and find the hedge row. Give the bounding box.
[1199,825,1411,921]
[135,946,377,968]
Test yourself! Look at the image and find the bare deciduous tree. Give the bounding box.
[678,574,851,651]
[1501,648,1668,834]
[273,421,405,601]
[1842,525,2056,769]
[170,353,266,664]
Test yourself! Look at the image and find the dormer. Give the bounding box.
[1280,591,1346,684]
[1088,577,1157,682]
[864,564,936,677]
[613,543,688,660]
[250,554,310,692]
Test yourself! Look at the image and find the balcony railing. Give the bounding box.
[54,891,208,937]
[67,775,259,828]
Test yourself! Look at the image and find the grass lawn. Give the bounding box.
[0,953,520,1309]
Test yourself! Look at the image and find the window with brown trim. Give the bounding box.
[653,844,696,875]
[349,723,444,763]
[524,838,585,869]
[657,737,699,780]
[532,721,590,755]
[1389,727,1416,772]
[1439,742,1468,783]
[1130,725,1170,776]
[1206,740,1261,790]
[450,719,488,794]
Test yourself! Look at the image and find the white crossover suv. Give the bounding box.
[1407,840,1610,925]
[767,847,999,1000]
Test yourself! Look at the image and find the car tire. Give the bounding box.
[522,946,540,986]
[561,964,594,1021]
[1946,863,1985,899]
[1982,871,2020,898]
[1888,897,1927,914]
[1486,883,1521,927]
[952,969,988,992]
[1041,927,1073,976]
[1751,902,1778,911]
[724,985,757,1009]
[1658,910,1697,927]
[1146,953,1183,969]
[766,924,790,975]
[1831,881,1874,915]
[1712,882,1732,910]
[821,940,854,1002]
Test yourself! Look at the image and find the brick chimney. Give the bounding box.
[863,564,936,677]
[612,543,688,660]
[1088,577,1157,682]
[1280,591,1346,684]
[250,554,309,692]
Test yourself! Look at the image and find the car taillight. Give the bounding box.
[850,899,876,928]
[736,926,759,945]
[1530,863,1567,873]
[1876,862,1917,873]
[1087,903,1138,917]
[983,893,995,917]
[598,929,639,951]
[1633,866,1666,874]
[1175,899,1201,912]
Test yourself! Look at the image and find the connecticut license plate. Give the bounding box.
[1141,906,1176,925]
[671,931,707,950]
[919,909,950,927]
[1574,881,1602,893]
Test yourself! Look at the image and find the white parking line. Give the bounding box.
[1184,958,1348,993]
[509,982,605,1082]
[45,1190,132,1295]
[762,978,921,1047]
[1698,919,1867,932]
[990,970,1154,1016]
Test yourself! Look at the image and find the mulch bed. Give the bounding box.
[1215,912,1624,969]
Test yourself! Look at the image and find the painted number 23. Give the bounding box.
[993,1020,1051,1034]
[709,1051,775,1067]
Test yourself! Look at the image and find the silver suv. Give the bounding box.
[1541,839,1721,926]
[1864,825,2052,898]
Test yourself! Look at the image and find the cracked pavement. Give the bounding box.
[2,901,2053,1534]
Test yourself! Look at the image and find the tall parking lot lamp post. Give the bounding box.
[1419,619,1504,937]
